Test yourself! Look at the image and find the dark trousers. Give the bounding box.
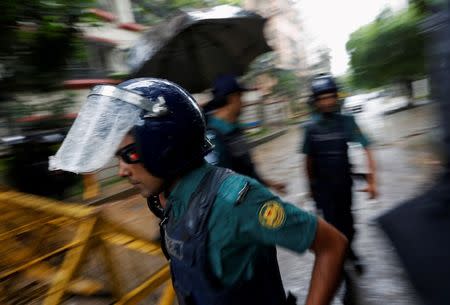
[314,183,359,304]
[313,183,357,256]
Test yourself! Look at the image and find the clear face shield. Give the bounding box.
[49,85,168,174]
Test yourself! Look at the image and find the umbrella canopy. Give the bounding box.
[128,5,272,93]
[377,176,450,305]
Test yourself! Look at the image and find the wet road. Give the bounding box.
[252,102,442,304]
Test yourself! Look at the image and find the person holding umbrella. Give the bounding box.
[50,78,347,305]
[204,74,286,194]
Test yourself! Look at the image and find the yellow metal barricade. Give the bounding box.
[82,173,100,200]
[0,190,175,305]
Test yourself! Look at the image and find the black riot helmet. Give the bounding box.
[118,78,212,179]
[307,74,340,111]
[310,74,338,99]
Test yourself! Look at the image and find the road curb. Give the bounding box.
[248,128,288,148]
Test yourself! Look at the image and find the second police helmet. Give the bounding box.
[311,74,338,99]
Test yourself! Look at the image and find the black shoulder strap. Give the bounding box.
[185,167,233,236]
[159,167,233,259]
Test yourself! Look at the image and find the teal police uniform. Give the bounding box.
[302,113,370,154]
[205,116,237,168]
[166,162,317,287]
[205,115,265,184]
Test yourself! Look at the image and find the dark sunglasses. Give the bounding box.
[116,143,141,164]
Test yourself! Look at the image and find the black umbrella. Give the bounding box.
[378,177,450,305]
[128,5,272,93]
[377,3,450,305]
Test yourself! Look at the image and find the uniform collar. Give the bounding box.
[313,112,340,123]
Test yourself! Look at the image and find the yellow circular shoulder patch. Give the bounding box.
[258,201,286,229]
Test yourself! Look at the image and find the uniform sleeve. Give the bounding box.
[348,116,370,147]
[234,179,318,254]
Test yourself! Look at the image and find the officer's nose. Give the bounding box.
[118,159,130,177]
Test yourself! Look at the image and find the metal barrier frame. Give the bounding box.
[0,190,175,305]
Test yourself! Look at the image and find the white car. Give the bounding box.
[382,96,411,114]
[343,95,368,114]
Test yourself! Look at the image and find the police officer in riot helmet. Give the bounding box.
[51,78,347,305]
[302,74,378,275]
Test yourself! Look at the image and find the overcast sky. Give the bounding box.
[297,0,408,75]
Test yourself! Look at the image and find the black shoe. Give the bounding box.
[352,258,365,275]
[285,292,297,305]
[343,275,357,305]
[343,289,357,305]
[347,248,365,275]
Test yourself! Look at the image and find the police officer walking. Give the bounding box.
[50,78,348,305]
[204,74,286,194]
[301,74,378,274]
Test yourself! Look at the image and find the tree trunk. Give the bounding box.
[403,79,414,107]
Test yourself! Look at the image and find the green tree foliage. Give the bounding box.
[409,0,441,14]
[346,7,426,93]
[170,0,241,9]
[272,69,304,113]
[0,0,95,92]
[336,74,355,94]
[271,69,301,99]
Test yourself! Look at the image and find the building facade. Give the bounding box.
[243,0,309,76]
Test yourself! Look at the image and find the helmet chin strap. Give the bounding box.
[145,175,175,219]
[146,158,204,219]
[147,195,164,219]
